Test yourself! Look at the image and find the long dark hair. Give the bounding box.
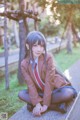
[25,31,47,65]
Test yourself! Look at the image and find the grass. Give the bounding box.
[0,46,4,53]
[0,45,17,53]
[0,74,26,118]
[0,43,80,118]
[54,44,80,71]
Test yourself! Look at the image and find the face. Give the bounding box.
[32,41,44,58]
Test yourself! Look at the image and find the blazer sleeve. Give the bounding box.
[43,54,55,107]
[21,61,42,106]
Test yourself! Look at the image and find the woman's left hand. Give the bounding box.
[40,105,48,113]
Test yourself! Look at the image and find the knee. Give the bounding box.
[18,90,27,99]
[18,90,23,99]
[64,89,74,99]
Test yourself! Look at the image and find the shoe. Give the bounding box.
[49,103,67,113]
[59,103,67,113]
[27,103,33,112]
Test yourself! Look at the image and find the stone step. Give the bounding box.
[65,92,80,120]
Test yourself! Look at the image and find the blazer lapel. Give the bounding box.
[38,55,44,78]
[26,56,35,81]
[28,63,35,81]
[27,54,44,81]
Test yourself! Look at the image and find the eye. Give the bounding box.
[33,44,38,47]
[41,45,44,47]
[40,44,44,47]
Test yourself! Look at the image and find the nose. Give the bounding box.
[38,46,41,51]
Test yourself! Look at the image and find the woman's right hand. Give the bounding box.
[32,103,42,116]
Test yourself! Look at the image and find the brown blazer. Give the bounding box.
[21,53,71,107]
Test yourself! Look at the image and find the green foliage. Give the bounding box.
[54,43,80,71]
[58,0,80,4]
[0,46,4,53]
[37,0,48,8]
[39,16,60,36]
[37,0,80,30]
[73,9,80,28]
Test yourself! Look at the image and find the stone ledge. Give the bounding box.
[65,92,80,120]
[9,104,73,120]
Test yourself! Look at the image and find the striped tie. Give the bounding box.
[34,63,44,91]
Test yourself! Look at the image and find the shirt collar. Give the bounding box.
[30,57,38,65]
[30,57,38,70]
[35,57,38,64]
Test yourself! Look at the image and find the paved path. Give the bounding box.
[65,92,80,120]
[9,60,80,120]
[64,59,80,92]
[0,49,19,68]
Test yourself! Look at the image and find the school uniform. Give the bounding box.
[21,53,75,107]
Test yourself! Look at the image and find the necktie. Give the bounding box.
[34,63,45,91]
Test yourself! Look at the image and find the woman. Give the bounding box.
[18,31,77,116]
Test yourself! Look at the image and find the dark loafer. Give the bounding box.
[59,103,67,113]
[49,103,67,113]
[27,103,33,112]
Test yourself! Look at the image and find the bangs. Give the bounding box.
[33,39,45,47]
[31,32,46,47]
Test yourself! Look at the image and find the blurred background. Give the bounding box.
[0,0,80,118]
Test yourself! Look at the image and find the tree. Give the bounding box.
[0,27,3,46]
[35,0,80,51]
[0,0,40,85]
[4,0,9,89]
[17,0,29,84]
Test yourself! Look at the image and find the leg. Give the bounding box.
[49,86,77,113]
[18,90,44,112]
[51,86,77,104]
[18,89,31,104]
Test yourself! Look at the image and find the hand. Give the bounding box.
[40,105,48,113]
[32,103,42,116]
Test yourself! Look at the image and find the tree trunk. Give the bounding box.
[0,28,3,46]
[18,0,29,84]
[65,8,73,54]
[4,0,9,89]
[12,21,19,47]
[66,22,73,53]
[72,22,78,47]
[73,34,77,47]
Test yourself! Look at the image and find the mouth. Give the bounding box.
[36,52,41,55]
